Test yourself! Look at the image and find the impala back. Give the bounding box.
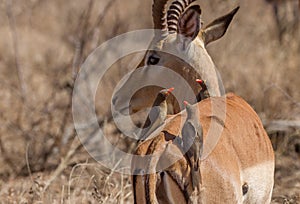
[132,93,275,203]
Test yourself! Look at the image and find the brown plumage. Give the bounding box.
[112,5,240,116]
[138,87,174,142]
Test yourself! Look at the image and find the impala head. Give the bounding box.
[112,0,239,118]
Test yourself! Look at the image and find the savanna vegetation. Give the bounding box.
[0,0,299,203]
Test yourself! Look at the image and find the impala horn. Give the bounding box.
[152,0,170,37]
[167,0,201,33]
[152,0,201,36]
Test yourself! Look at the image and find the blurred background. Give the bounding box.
[0,0,299,203]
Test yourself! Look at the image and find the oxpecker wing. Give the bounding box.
[139,87,174,142]
[182,101,203,191]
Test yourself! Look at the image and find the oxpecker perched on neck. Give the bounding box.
[138,87,174,142]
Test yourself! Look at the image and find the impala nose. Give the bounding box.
[242,183,249,195]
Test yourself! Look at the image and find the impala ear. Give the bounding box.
[177,5,202,50]
[201,6,239,46]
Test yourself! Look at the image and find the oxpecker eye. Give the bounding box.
[147,55,160,65]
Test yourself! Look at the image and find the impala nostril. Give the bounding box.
[295,143,300,154]
[242,183,249,195]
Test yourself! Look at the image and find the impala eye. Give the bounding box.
[147,55,160,65]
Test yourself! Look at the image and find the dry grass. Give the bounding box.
[0,0,299,203]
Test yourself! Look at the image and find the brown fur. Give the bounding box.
[112,6,239,119]
[132,93,275,204]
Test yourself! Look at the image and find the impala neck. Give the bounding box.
[187,38,222,97]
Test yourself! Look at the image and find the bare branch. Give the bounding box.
[264,83,300,107]
[263,119,300,132]
[87,0,118,37]
[43,137,82,191]
[6,0,27,103]
[0,134,18,174]
[72,0,94,80]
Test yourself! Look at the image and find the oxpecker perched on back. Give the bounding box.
[182,101,203,191]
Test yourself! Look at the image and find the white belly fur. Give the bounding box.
[241,161,275,204]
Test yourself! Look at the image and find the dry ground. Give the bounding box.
[0,0,299,203]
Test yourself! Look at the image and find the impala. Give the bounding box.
[131,93,275,203]
[112,0,239,117]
